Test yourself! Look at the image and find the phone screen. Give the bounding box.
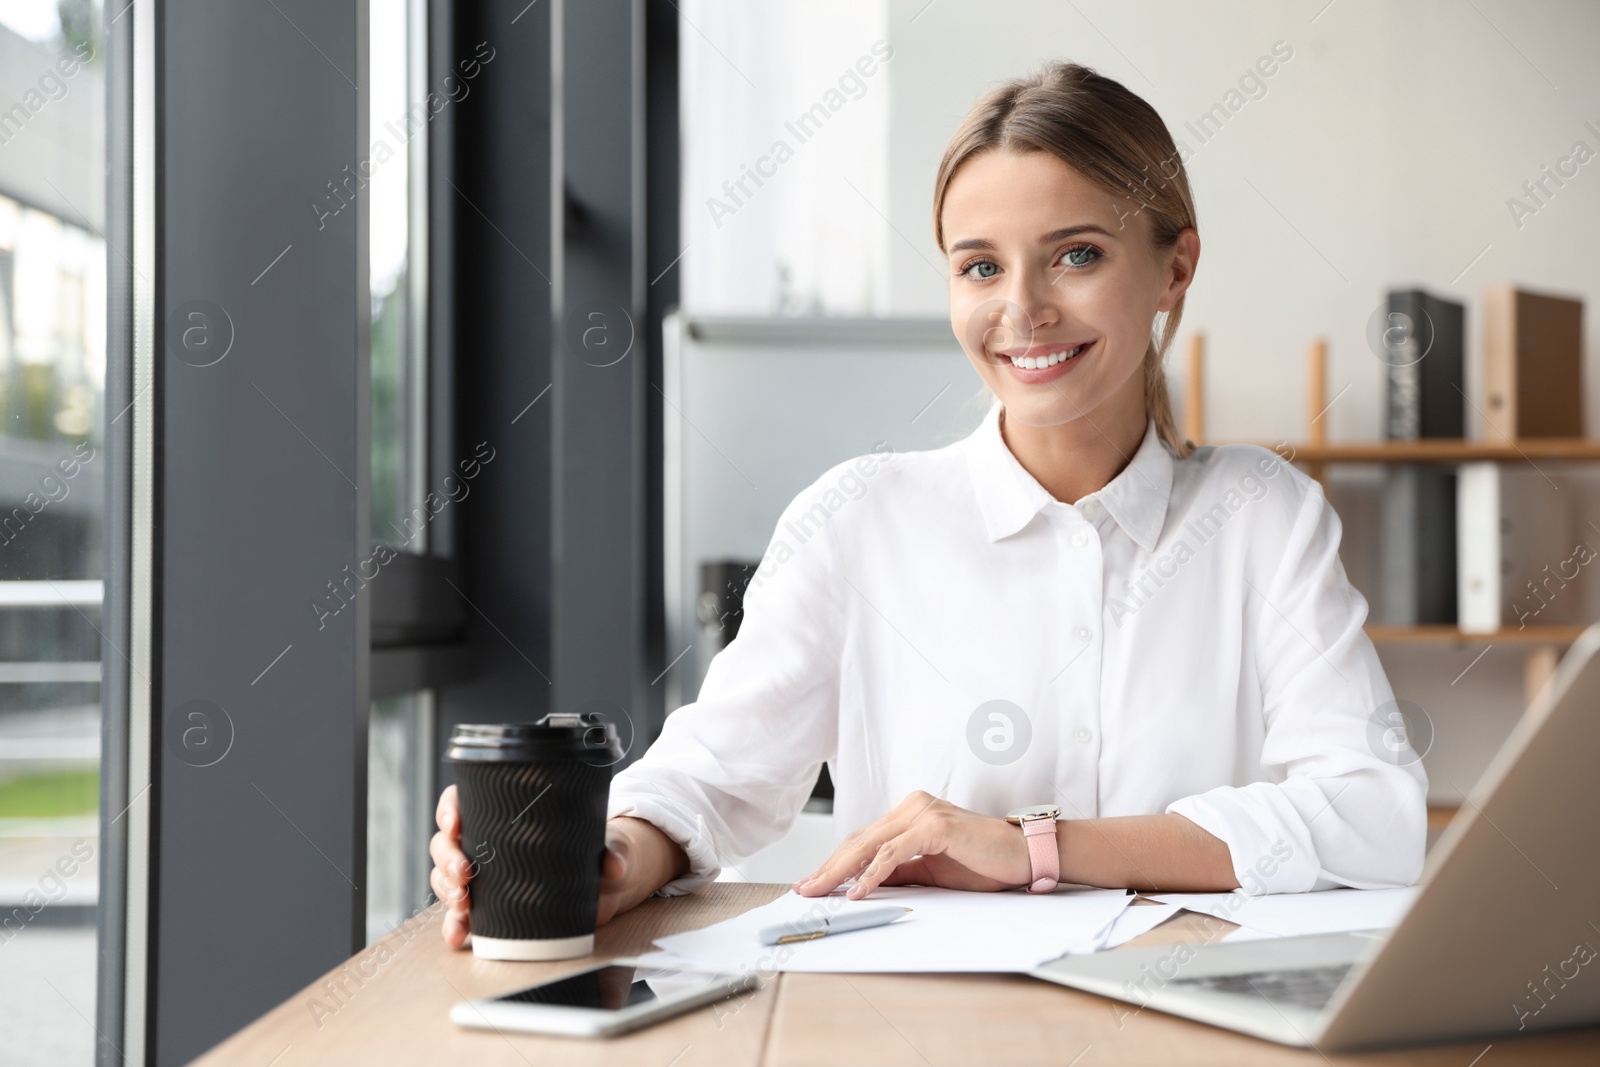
[491,964,729,1013]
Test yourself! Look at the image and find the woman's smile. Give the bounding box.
[993,338,1096,383]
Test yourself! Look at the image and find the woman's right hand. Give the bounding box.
[429,785,476,947]
[429,786,691,948]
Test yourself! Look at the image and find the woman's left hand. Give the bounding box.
[793,791,1034,900]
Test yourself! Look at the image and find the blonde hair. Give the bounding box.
[933,62,1198,458]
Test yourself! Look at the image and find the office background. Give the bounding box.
[0,0,1595,1063]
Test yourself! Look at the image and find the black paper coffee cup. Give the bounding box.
[445,713,622,960]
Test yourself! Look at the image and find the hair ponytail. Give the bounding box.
[1144,338,1192,458]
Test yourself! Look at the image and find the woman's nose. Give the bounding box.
[1002,272,1060,337]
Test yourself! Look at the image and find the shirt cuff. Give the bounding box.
[608,791,721,896]
[1166,784,1320,895]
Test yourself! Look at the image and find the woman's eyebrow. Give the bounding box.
[1039,224,1116,243]
[946,237,993,253]
[947,224,1116,254]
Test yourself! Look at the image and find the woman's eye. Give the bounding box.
[961,260,999,280]
[1061,245,1102,269]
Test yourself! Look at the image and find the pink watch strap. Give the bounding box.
[1021,817,1059,893]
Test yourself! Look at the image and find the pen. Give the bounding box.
[758,906,912,945]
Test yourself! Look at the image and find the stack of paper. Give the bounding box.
[1146,887,1418,941]
[653,886,1134,973]
[1097,902,1182,948]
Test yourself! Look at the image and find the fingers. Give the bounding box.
[443,908,470,948]
[795,851,872,898]
[596,851,625,929]
[429,827,472,888]
[429,840,471,917]
[595,886,620,928]
[430,786,471,901]
[430,788,472,949]
[435,784,459,835]
[795,791,943,897]
[793,831,877,897]
[597,825,637,927]
[430,861,471,948]
[879,856,934,888]
[430,863,468,908]
[848,827,927,900]
[600,840,628,885]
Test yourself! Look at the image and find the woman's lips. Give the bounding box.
[994,340,1095,383]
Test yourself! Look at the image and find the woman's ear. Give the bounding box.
[1157,228,1201,313]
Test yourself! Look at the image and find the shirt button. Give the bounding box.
[1081,499,1101,518]
[1074,626,1092,642]
[1071,530,1090,548]
[1074,727,1093,744]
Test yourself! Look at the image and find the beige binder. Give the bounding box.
[1481,286,1583,438]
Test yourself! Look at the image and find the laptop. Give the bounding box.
[1031,623,1600,1051]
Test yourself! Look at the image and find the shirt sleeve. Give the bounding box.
[607,475,846,895]
[1165,472,1429,894]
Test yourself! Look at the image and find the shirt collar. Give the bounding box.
[964,399,1174,551]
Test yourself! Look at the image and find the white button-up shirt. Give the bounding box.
[610,400,1428,895]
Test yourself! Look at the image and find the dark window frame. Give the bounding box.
[99,1,674,1060]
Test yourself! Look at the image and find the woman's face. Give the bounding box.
[941,149,1198,429]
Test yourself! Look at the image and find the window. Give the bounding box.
[679,0,890,315]
[366,0,438,944]
[0,2,108,1062]
[370,0,428,553]
[366,690,435,942]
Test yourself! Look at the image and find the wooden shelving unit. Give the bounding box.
[1363,623,1589,645]
[1245,440,1600,463]
[1183,333,1592,712]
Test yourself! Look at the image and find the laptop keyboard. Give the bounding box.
[1169,963,1354,1011]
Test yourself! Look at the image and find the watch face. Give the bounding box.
[1004,804,1062,824]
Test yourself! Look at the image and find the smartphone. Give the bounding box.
[449,957,761,1038]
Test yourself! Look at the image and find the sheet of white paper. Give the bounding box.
[653,886,1133,973]
[628,948,696,969]
[1146,887,1418,938]
[1093,902,1181,949]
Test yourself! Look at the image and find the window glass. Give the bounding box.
[679,0,890,315]
[365,0,435,947]
[366,690,434,943]
[369,0,425,551]
[0,2,107,1062]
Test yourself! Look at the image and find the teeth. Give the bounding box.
[1010,344,1085,370]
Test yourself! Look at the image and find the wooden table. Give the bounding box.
[195,884,1600,1066]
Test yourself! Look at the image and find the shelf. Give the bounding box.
[1181,334,1587,713]
[1366,624,1588,645]
[1426,806,1457,833]
[1238,439,1600,463]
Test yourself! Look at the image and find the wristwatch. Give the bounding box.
[1004,804,1062,893]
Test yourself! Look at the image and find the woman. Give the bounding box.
[430,62,1426,945]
